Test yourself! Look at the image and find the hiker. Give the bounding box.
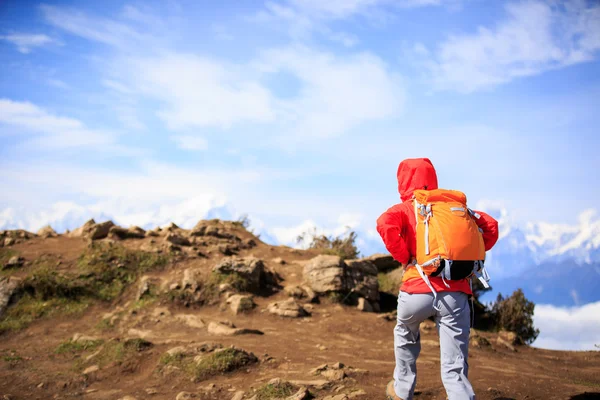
[377,158,499,400]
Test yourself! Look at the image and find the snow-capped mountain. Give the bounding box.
[2,201,599,282]
[484,208,600,278]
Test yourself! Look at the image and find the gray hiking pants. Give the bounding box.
[393,291,474,400]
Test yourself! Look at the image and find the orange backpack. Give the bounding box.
[411,189,490,300]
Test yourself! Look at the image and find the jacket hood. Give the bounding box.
[397,158,438,202]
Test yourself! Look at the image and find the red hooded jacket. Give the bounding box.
[376,158,499,295]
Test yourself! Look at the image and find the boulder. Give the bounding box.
[213,257,265,293]
[356,297,374,313]
[226,294,256,314]
[83,365,99,375]
[109,226,145,240]
[498,330,518,345]
[3,237,15,247]
[3,256,24,270]
[344,260,379,302]
[175,392,194,400]
[284,285,318,303]
[145,228,161,237]
[72,333,101,343]
[207,321,263,336]
[267,298,309,318]
[182,268,202,291]
[37,225,58,238]
[165,233,191,247]
[175,314,206,329]
[137,276,161,300]
[363,253,401,272]
[0,277,22,317]
[496,336,517,352]
[68,219,96,237]
[303,255,345,293]
[68,219,115,240]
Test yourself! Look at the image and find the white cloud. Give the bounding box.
[258,46,404,142]
[533,301,600,351]
[420,0,600,92]
[0,98,124,151]
[47,79,70,89]
[40,4,147,49]
[0,33,56,53]
[0,195,233,233]
[171,135,208,151]
[127,53,275,130]
[278,0,446,19]
[103,79,133,94]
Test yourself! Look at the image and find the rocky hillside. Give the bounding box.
[0,219,599,400]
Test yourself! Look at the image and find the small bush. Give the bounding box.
[233,214,251,229]
[491,289,540,345]
[160,347,257,381]
[378,272,402,294]
[86,338,152,369]
[0,294,89,333]
[194,348,256,380]
[0,248,19,267]
[55,339,103,354]
[78,242,169,300]
[297,228,359,260]
[254,381,297,399]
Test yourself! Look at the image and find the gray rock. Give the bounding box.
[37,225,58,238]
[231,391,245,400]
[175,392,194,400]
[3,256,24,270]
[363,253,401,272]
[165,233,191,246]
[136,276,161,300]
[88,221,115,240]
[287,387,311,400]
[213,257,265,293]
[69,219,115,240]
[182,268,202,291]
[356,297,374,313]
[303,255,345,293]
[83,365,99,375]
[207,321,263,336]
[175,314,206,329]
[109,226,145,240]
[226,294,256,314]
[0,277,22,317]
[344,259,379,302]
[267,298,309,318]
[284,285,318,303]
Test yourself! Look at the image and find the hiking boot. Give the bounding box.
[386,380,403,400]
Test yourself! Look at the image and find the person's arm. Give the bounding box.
[376,204,410,265]
[472,210,499,251]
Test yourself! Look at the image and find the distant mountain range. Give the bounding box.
[476,207,600,306]
[2,202,599,307]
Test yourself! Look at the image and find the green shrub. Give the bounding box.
[0,294,89,333]
[297,228,359,260]
[253,381,297,399]
[78,242,169,300]
[160,347,257,381]
[55,339,103,354]
[378,272,402,294]
[491,289,540,345]
[0,243,169,333]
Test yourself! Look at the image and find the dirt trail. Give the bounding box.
[1,226,599,400]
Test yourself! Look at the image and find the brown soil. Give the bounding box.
[1,226,599,400]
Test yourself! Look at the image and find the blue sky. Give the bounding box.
[0,0,599,247]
